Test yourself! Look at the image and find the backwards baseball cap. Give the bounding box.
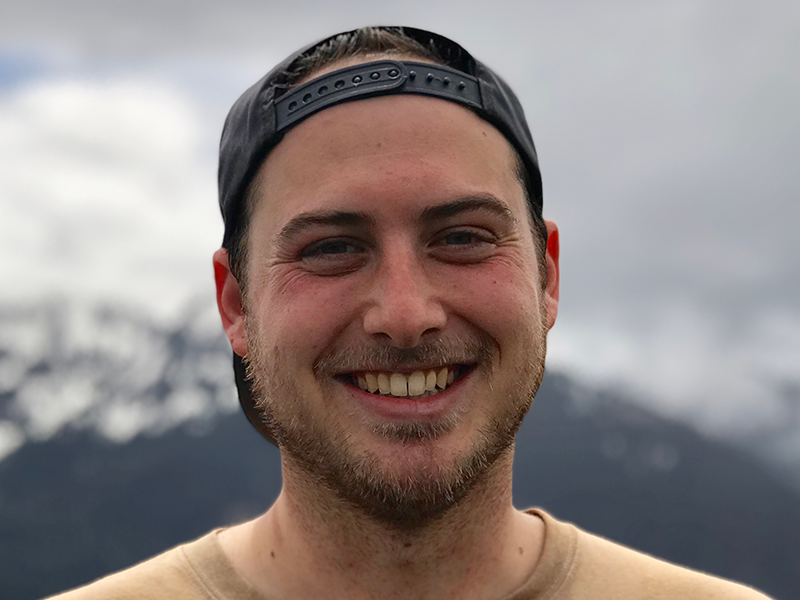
[218,26,544,444]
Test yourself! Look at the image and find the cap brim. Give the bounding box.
[233,352,279,445]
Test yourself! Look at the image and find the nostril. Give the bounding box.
[361,271,447,344]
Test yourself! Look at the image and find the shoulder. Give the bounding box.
[526,509,773,600]
[574,527,772,599]
[43,531,223,600]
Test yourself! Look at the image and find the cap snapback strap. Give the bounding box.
[275,60,482,131]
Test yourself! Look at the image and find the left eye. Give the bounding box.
[435,228,494,248]
[441,231,480,245]
[430,228,496,264]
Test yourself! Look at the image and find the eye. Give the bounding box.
[441,230,482,246]
[300,238,364,257]
[434,227,494,248]
[297,237,368,275]
[430,228,496,263]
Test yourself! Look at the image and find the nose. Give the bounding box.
[362,241,446,348]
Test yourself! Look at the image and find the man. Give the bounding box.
[50,26,770,599]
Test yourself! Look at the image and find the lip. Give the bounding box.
[340,365,475,421]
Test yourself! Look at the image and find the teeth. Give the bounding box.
[408,371,426,396]
[437,368,448,389]
[352,367,462,398]
[378,373,391,394]
[425,370,437,391]
[390,373,408,397]
[365,372,379,393]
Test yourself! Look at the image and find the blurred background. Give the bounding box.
[0,1,798,598]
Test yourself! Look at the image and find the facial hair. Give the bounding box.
[243,314,547,531]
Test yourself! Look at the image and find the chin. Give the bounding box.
[275,403,523,530]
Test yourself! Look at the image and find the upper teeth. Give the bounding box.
[355,368,457,398]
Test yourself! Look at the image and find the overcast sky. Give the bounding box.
[1,1,799,458]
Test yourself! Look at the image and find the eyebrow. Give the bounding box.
[276,210,376,244]
[275,194,517,244]
[419,195,518,226]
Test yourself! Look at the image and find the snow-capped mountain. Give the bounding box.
[0,299,799,599]
[0,298,237,461]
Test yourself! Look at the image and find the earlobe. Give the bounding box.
[213,248,248,356]
[543,220,560,330]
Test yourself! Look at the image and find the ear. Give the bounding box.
[213,248,248,357]
[543,220,560,331]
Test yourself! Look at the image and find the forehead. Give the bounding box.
[253,92,524,233]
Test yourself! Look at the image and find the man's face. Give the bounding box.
[220,92,559,528]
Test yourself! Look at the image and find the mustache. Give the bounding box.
[313,334,496,376]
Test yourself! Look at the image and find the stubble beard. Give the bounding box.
[243,314,547,531]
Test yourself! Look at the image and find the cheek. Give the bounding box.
[252,269,363,357]
[440,260,542,338]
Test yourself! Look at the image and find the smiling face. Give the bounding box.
[215,91,559,528]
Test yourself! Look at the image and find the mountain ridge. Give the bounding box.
[1,372,797,599]
[0,301,797,599]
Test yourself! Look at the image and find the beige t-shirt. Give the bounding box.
[47,509,772,600]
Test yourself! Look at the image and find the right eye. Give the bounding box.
[300,239,363,257]
[298,238,368,275]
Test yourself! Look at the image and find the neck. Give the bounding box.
[221,448,545,600]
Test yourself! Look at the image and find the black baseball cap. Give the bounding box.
[218,26,544,444]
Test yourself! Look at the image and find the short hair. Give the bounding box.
[227,27,548,295]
